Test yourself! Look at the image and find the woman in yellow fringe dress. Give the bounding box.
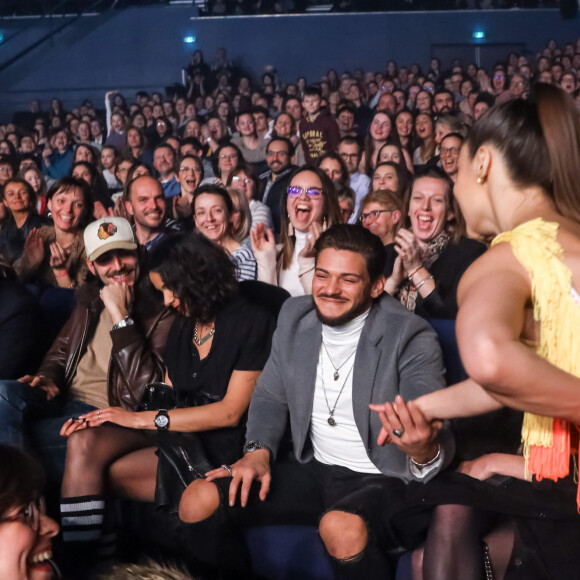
[371,84,580,580]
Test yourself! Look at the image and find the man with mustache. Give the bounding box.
[191,225,453,579]
[0,216,174,481]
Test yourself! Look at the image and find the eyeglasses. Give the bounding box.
[219,154,238,161]
[179,166,201,174]
[287,185,322,198]
[361,209,392,221]
[439,146,460,155]
[0,498,45,532]
[231,176,252,185]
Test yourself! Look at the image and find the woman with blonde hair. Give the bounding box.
[227,186,252,245]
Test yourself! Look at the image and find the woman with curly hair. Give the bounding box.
[60,232,275,576]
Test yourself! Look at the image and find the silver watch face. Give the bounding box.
[155,414,169,429]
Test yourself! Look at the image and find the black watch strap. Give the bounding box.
[154,409,170,431]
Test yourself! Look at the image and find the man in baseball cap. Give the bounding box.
[0,216,175,496]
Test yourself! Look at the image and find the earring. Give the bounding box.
[322,218,328,232]
[287,218,294,236]
[477,175,486,184]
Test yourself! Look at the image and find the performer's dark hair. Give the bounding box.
[467,83,580,223]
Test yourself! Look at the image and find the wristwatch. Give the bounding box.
[243,440,269,455]
[112,317,135,331]
[154,409,170,431]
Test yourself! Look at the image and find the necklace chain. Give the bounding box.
[320,347,355,427]
[193,322,215,346]
[321,341,357,381]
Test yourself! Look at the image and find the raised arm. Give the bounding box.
[414,378,503,422]
[452,242,580,423]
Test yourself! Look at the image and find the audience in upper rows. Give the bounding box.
[1,37,580,579]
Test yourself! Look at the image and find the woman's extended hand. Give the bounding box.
[301,222,322,258]
[385,255,405,295]
[79,407,142,429]
[250,223,276,255]
[457,455,496,481]
[394,228,423,274]
[23,229,45,269]
[173,194,193,219]
[49,242,70,271]
[60,417,89,437]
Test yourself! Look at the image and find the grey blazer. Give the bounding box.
[246,293,455,483]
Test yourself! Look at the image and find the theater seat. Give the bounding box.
[427,318,467,385]
[239,280,291,322]
[246,525,333,580]
[38,287,77,357]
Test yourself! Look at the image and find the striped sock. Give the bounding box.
[60,495,105,543]
[97,504,117,560]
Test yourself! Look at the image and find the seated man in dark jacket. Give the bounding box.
[0,216,175,480]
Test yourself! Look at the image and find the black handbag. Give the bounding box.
[139,383,214,508]
[138,382,177,412]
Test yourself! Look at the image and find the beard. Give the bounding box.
[314,290,373,327]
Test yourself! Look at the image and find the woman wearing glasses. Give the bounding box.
[250,167,342,296]
[209,143,241,186]
[226,163,273,231]
[360,189,403,248]
[384,166,485,319]
[0,444,59,579]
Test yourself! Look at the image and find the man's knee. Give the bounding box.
[319,510,368,560]
[179,479,221,524]
[0,380,31,410]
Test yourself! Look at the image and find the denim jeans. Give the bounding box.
[0,380,95,483]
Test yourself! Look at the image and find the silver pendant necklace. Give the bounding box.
[320,348,355,426]
[193,322,215,346]
[321,341,357,381]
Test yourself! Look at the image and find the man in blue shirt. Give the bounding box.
[153,143,180,198]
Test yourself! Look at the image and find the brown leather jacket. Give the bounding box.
[37,280,175,410]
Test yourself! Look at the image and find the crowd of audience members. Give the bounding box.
[1,36,580,578]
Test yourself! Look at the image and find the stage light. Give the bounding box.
[0,32,4,44]
[472,31,486,40]
[183,35,196,44]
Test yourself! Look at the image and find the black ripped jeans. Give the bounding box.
[221,459,408,580]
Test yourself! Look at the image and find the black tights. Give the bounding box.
[419,504,514,580]
[62,424,152,498]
